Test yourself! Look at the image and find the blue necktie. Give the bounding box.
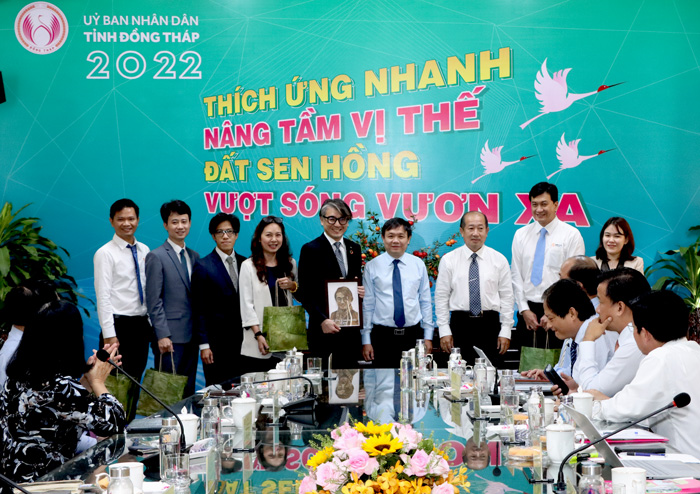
[469,252,481,315]
[180,249,189,280]
[127,244,144,305]
[392,259,405,328]
[531,228,547,286]
[570,341,578,375]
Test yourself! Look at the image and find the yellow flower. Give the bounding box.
[355,420,393,436]
[307,446,334,469]
[362,433,403,457]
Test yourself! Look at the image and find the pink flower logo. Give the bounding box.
[15,2,69,55]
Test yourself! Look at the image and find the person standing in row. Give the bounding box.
[511,182,585,350]
[94,198,151,420]
[298,199,363,369]
[435,211,514,366]
[146,200,200,397]
[362,218,433,368]
[191,213,246,386]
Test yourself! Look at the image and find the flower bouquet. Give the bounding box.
[300,421,470,494]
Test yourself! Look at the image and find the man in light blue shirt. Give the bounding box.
[361,217,433,367]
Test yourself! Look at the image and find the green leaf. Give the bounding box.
[0,246,10,277]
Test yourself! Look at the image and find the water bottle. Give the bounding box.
[107,466,133,494]
[159,417,180,480]
[527,386,545,443]
[499,369,516,395]
[578,462,605,494]
[239,375,256,400]
[201,398,221,442]
[474,358,488,398]
[400,351,413,390]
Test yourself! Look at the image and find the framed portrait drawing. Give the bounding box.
[325,279,363,329]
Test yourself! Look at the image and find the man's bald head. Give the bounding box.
[560,255,599,297]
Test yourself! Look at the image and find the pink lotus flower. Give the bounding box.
[315,460,346,492]
[401,449,430,477]
[432,481,456,494]
[298,475,317,494]
[343,449,379,477]
[333,428,365,451]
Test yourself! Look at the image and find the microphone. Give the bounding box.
[96,350,188,451]
[0,472,32,494]
[555,392,691,493]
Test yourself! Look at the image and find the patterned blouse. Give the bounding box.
[0,376,126,483]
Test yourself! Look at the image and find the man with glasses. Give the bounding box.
[191,213,247,385]
[298,199,364,368]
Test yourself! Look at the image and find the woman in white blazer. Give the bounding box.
[591,217,644,273]
[239,216,299,372]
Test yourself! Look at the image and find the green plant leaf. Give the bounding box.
[0,246,10,276]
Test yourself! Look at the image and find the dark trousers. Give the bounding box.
[449,311,502,367]
[309,326,362,370]
[99,314,151,422]
[152,340,199,397]
[370,324,422,368]
[514,301,564,351]
[203,343,244,387]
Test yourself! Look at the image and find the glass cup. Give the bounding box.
[163,453,190,488]
[306,357,322,374]
[219,396,235,424]
[500,391,519,425]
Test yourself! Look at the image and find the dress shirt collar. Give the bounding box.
[380,251,409,265]
[7,326,23,342]
[216,247,236,264]
[112,233,139,249]
[167,238,187,254]
[464,244,486,260]
[539,216,561,234]
[591,296,600,309]
[323,232,345,249]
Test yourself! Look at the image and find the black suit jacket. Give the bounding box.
[298,234,362,366]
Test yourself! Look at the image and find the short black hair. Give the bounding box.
[160,200,191,223]
[460,211,489,229]
[529,182,559,203]
[599,267,650,306]
[6,300,88,386]
[319,198,352,218]
[630,290,689,342]
[208,212,240,235]
[543,279,596,321]
[381,217,412,237]
[3,280,58,327]
[565,256,600,297]
[110,198,139,219]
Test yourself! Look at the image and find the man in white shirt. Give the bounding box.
[435,211,514,366]
[362,217,433,367]
[574,268,648,397]
[94,199,151,420]
[511,182,585,351]
[590,290,700,458]
[524,280,612,387]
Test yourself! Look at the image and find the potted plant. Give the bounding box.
[0,202,88,327]
[645,226,700,342]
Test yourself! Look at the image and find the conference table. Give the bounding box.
[33,368,683,494]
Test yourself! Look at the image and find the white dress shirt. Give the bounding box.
[167,238,192,280]
[94,234,150,339]
[597,338,700,458]
[435,244,514,339]
[577,323,644,396]
[362,252,433,345]
[511,218,585,311]
[323,232,348,275]
[554,315,613,383]
[0,326,23,387]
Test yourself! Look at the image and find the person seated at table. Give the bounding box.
[591,217,643,273]
[522,280,613,392]
[239,216,298,372]
[0,300,125,484]
[588,290,700,458]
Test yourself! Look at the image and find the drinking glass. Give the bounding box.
[163,454,190,488]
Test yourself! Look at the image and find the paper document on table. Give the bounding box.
[601,427,669,443]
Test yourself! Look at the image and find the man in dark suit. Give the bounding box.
[298,199,364,369]
[146,200,200,396]
[191,212,247,386]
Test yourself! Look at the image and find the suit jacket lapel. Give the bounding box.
[212,250,235,291]
[164,241,191,290]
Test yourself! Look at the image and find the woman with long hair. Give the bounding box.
[239,216,299,371]
[0,300,125,484]
[592,217,643,273]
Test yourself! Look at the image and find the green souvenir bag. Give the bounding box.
[104,369,134,418]
[519,331,561,372]
[264,284,308,352]
[135,353,188,416]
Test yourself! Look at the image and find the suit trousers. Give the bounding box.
[99,315,152,422]
[369,324,422,368]
[449,311,502,367]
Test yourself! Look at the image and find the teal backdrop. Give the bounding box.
[2,0,699,410]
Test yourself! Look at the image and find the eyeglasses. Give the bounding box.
[261,216,284,224]
[215,229,236,237]
[322,215,349,225]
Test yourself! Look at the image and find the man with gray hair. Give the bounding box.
[298,199,364,368]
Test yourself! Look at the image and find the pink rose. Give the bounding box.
[432,482,456,494]
[392,424,421,450]
[298,475,317,494]
[404,449,430,477]
[344,449,379,477]
[315,461,346,492]
[333,428,365,451]
[331,423,351,440]
[428,453,450,477]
